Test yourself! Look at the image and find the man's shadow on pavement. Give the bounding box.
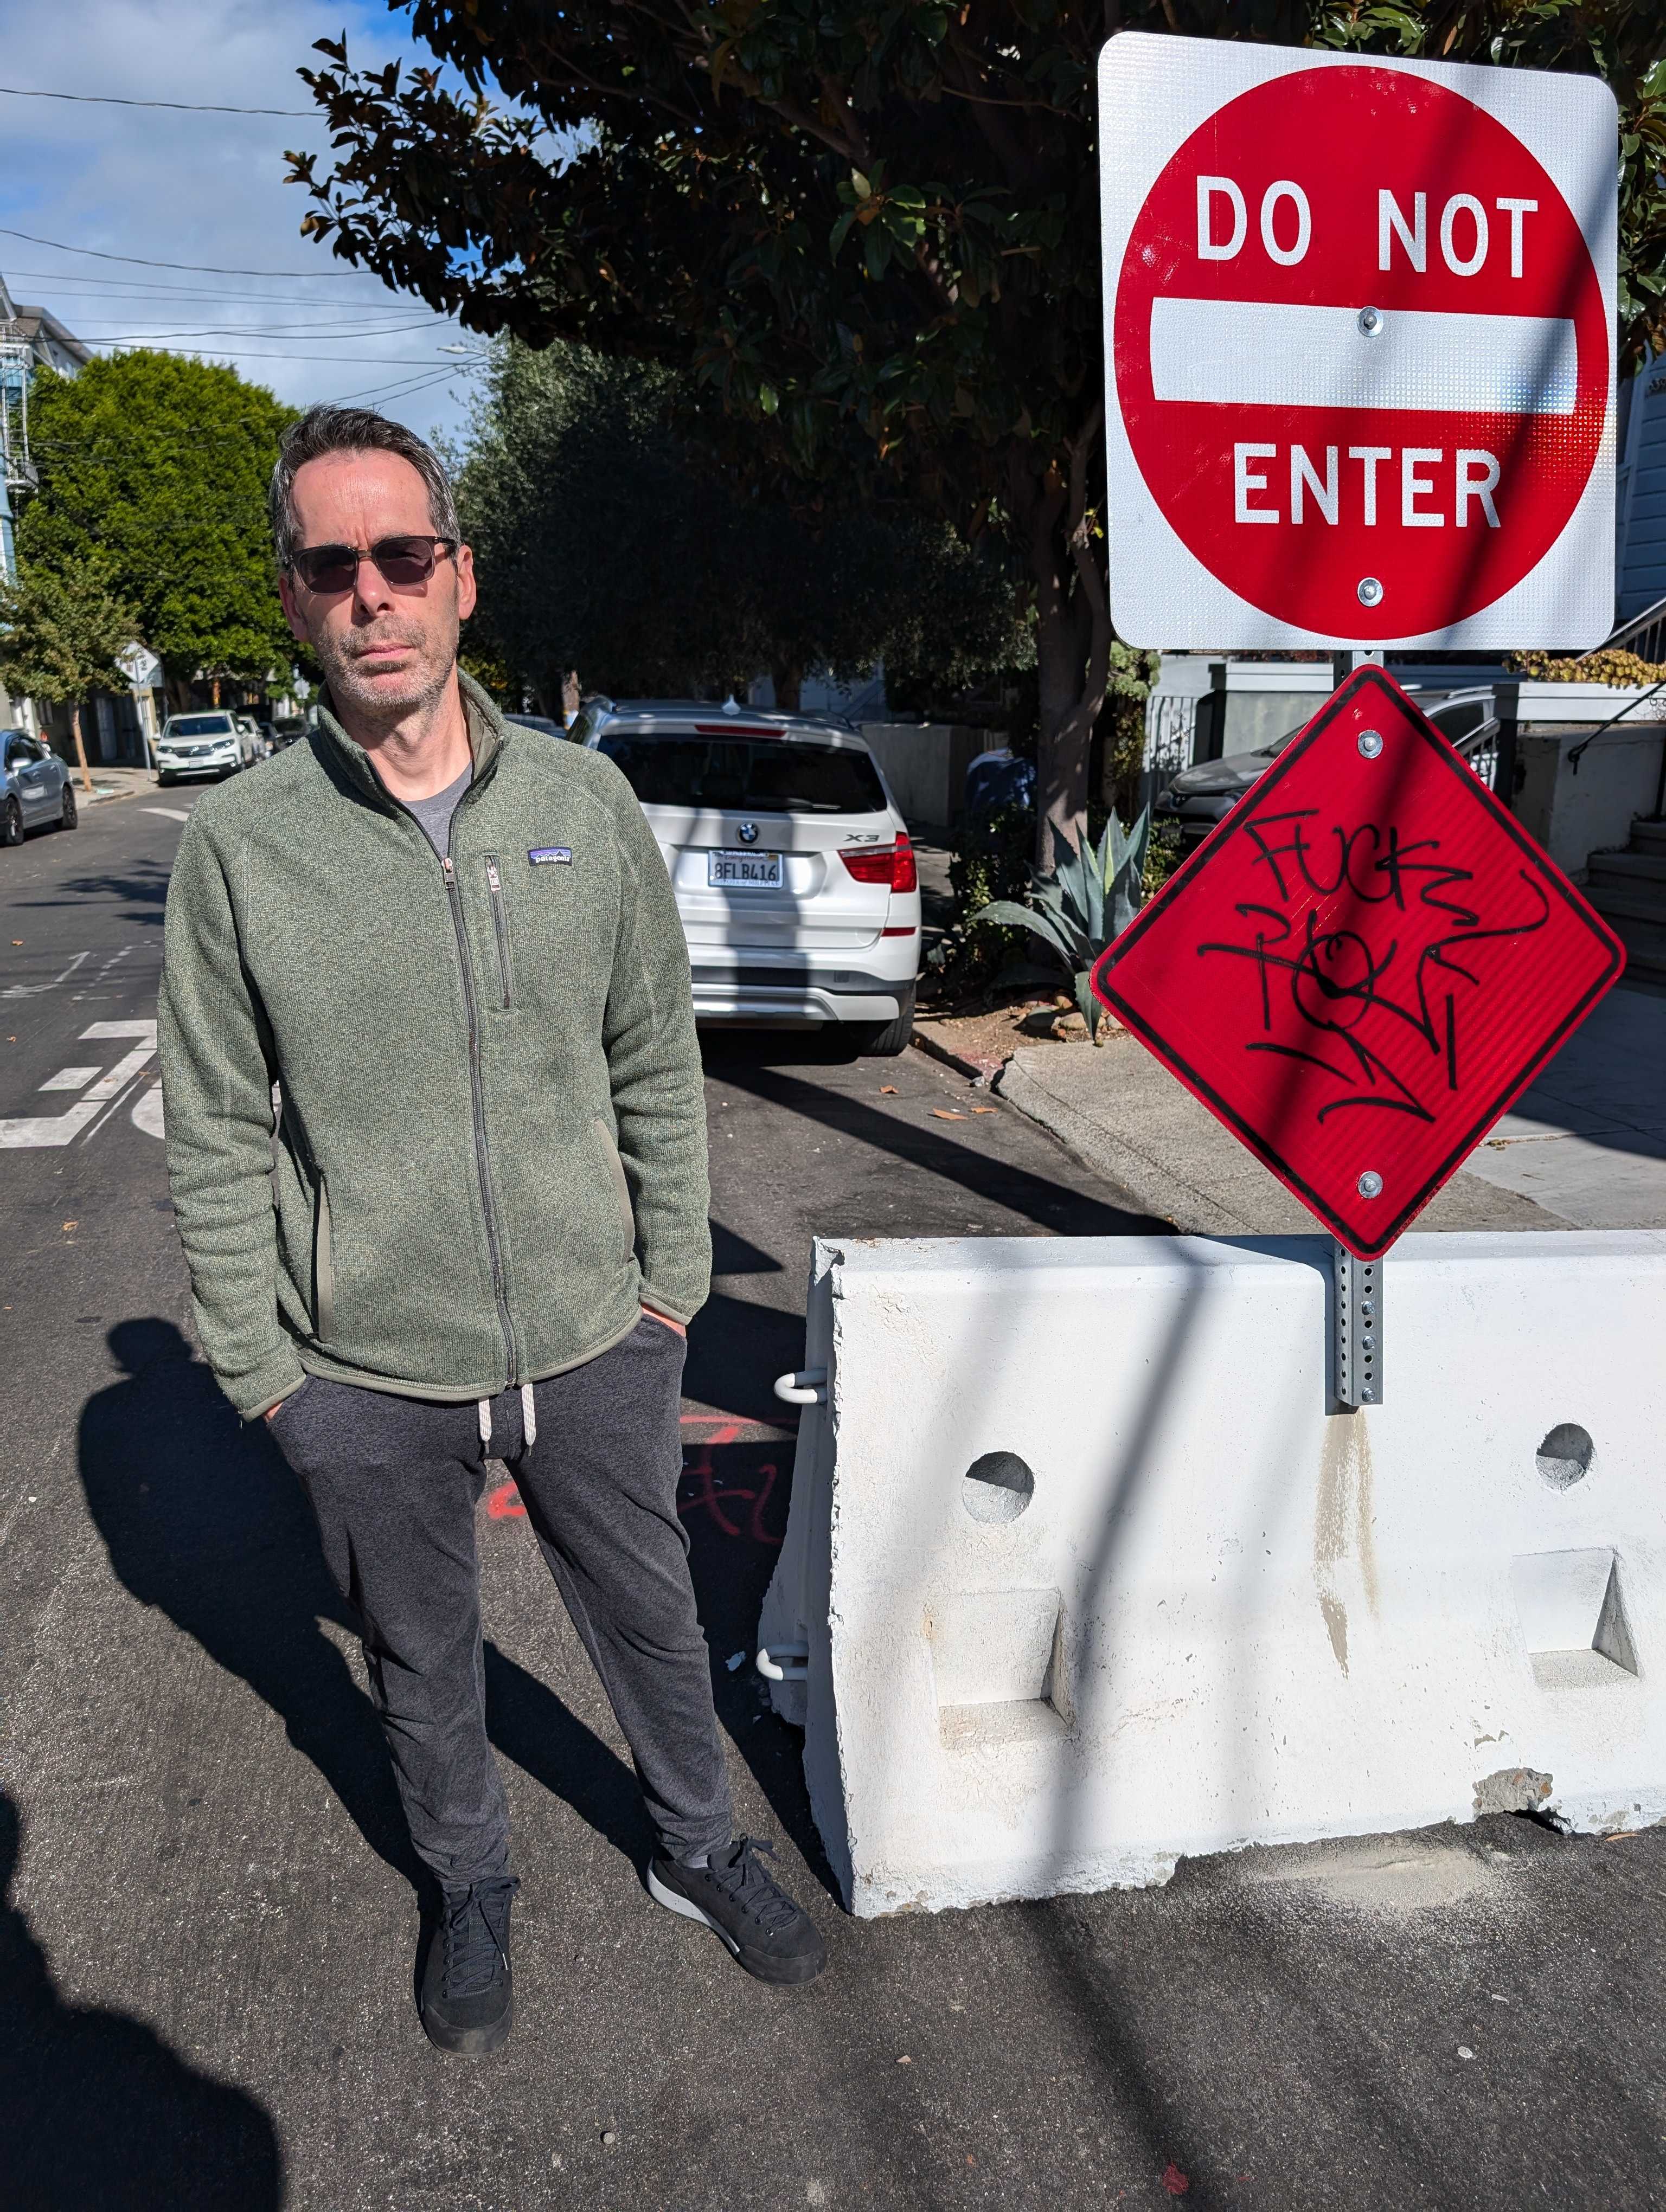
[78,1320,651,1898]
[0,1786,281,2212]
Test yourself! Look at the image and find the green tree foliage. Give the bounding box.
[17,353,297,706]
[0,555,140,793]
[288,8,1666,849]
[458,337,1024,711]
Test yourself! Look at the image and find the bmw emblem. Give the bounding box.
[736,821,759,845]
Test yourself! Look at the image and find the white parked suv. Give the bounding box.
[155,710,259,785]
[576,699,921,1054]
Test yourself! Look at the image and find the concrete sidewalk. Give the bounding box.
[998,985,1666,1236]
[68,764,164,807]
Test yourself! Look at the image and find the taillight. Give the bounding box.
[841,834,917,892]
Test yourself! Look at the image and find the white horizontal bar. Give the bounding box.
[1148,298,1578,415]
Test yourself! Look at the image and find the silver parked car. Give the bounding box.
[575,698,922,1054]
[1153,688,1502,860]
[155,710,259,785]
[1,730,76,845]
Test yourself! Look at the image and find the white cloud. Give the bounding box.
[0,0,489,441]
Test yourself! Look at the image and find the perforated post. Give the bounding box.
[1331,1240,1383,1408]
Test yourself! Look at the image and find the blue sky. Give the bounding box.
[0,0,489,442]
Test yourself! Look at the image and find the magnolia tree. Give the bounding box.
[289,5,1666,852]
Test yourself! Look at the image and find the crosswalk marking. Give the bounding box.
[0,1021,157,1148]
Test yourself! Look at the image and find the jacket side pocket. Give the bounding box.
[312,1174,335,1341]
[592,1116,636,1257]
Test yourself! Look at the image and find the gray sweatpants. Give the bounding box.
[268,1314,733,1887]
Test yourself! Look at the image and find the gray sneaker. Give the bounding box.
[420,1875,518,2055]
[648,1837,826,1985]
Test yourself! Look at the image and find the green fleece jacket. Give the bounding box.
[159,674,710,1419]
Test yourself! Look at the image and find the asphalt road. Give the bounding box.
[3,786,1663,2212]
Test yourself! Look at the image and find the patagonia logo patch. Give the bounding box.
[528,846,572,866]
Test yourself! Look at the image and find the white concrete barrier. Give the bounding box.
[756,1231,1666,1916]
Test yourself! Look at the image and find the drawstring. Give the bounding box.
[477,1390,536,1450]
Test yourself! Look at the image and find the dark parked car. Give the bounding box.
[2,730,76,845]
[502,712,566,737]
[1154,688,1499,858]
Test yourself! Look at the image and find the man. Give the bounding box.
[159,405,824,2058]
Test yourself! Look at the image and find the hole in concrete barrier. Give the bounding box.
[1536,1423,1595,1489]
[1510,1547,1638,1690]
[963,1451,1034,1525]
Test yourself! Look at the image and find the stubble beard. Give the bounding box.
[313,615,458,735]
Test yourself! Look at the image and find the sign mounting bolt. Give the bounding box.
[1356,577,1384,608]
[1357,1171,1383,1198]
[1357,305,1385,337]
[1358,729,1384,758]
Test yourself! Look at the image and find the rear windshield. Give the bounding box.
[599,734,886,815]
[166,715,234,736]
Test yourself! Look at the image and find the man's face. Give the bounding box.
[277,449,477,728]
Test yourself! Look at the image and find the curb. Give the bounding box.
[909,1028,1008,1089]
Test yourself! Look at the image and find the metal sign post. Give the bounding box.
[1331,1241,1382,1409]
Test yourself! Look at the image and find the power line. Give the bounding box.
[1,272,424,306]
[0,225,389,277]
[0,82,316,118]
[68,318,446,338]
[99,345,466,364]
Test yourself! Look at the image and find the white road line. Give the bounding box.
[1147,298,1579,414]
[143,806,190,822]
[0,1020,157,1148]
[38,1066,99,1092]
[131,1083,165,1141]
[2,948,93,1001]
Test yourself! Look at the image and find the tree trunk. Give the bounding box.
[771,661,803,714]
[1010,408,1112,869]
[69,702,94,796]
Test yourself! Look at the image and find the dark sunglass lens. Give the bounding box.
[374,538,438,584]
[298,546,357,592]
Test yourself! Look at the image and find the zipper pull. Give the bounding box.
[441,856,456,883]
[486,859,502,893]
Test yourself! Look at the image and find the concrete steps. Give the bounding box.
[1586,818,1666,994]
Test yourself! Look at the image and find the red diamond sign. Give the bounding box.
[1090,669,1625,1256]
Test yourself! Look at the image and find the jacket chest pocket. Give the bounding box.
[483,856,515,1009]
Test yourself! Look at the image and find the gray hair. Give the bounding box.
[269,404,460,568]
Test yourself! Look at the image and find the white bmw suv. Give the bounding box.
[577,699,921,1054]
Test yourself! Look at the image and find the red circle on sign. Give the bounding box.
[1113,67,1607,639]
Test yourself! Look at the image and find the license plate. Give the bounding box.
[708,849,783,888]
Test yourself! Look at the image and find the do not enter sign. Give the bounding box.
[1099,38,1616,649]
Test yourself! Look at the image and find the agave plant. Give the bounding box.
[969,809,1151,1038]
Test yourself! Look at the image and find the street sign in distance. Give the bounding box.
[1090,669,1625,1257]
[1098,36,1617,650]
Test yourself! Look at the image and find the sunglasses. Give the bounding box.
[289,535,457,595]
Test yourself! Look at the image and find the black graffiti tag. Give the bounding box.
[1195,809,1550,1122]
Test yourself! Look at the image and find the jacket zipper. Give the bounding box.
[441,846,517,1387]
[484,857,514,1009]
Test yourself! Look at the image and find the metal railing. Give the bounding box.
[1604,593,1666,668]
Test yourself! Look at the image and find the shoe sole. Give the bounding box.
[420,1985,514,2057]
[646,1864,826,1986]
